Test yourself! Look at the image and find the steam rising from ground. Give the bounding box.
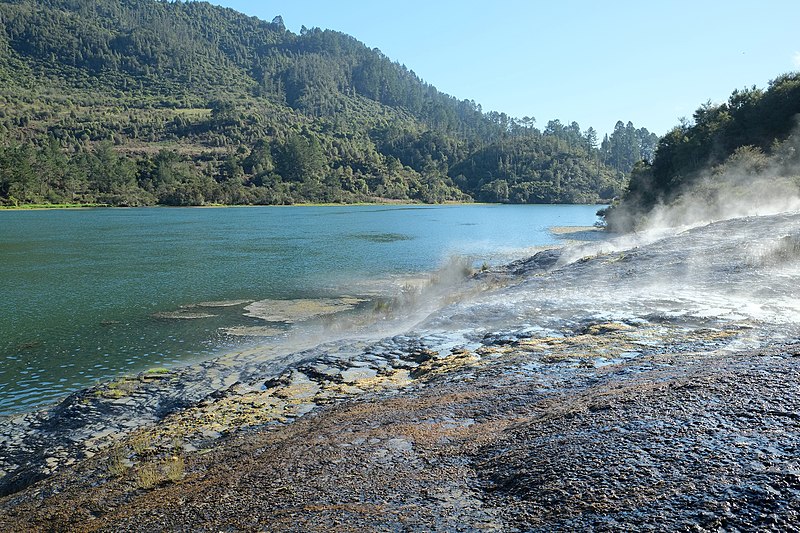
[570,130,800,271]
[416,139,800,346]
[222,136,800,365]
[617,128,800,234]
[217,256,484,360]
[421,209,800,353]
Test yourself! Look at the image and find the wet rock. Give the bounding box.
[506,248,563,275]
[408,349,438,364]
[482,333,518,346]
[0,467,47,499]
[339,367,378,384]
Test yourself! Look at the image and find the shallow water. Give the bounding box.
[0,204,603,414]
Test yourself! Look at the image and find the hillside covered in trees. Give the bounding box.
[0,0,657,207]
[605,72,800,229]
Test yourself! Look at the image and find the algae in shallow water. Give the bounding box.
[243,297,367,323]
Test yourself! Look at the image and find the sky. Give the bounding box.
[211,0,800,138]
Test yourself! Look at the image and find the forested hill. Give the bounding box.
[0,0,656,207]
[605,72,800,229]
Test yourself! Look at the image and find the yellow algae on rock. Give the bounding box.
[585,322,634,335]
[412,350,481,378]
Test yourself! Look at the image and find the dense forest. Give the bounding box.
[605,72,800,229]
[0,0,657,207]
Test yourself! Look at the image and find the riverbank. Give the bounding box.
[2,212,800,530]
[0,200,608,210]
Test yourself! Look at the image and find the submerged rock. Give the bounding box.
[193,300,252,308]
[221,326,285,337]
[243,297,367,323]
[151,310,217,320]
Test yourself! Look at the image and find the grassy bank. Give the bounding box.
[0,203,109,210]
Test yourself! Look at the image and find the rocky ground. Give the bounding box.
[2,213,800,531]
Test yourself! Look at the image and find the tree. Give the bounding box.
[274,133,325,183]
[584,127,598,152]
[544,119,564,137]
[271,15,285,30]
[243,139,275,177]
[209,99,236,127]
[521,116,536,130]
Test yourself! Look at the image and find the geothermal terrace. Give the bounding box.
[2,212,800,531]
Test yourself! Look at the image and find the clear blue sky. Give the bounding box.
[211,0,800,138]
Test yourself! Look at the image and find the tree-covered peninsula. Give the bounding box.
[0,0,656,207]
[604,72,800,229]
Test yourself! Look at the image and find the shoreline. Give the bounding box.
[0,214,603,420]
[0,201,610,211]
[5,213,798,529]
[0,225,597,495]
[0,203,109,211]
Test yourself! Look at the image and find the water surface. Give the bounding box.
[0,204,603,414]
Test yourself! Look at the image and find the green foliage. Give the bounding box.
[0,0,644,207]
[620,73,800,212]
[599,121,659,173]
[274,133,325,183]
[451,135,627,203]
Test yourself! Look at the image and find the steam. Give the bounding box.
[260,256,481,347]
[644,165,800,232]
[631,128,800,233]
[550,129,800,270]
[231,136,800,365]
[515,127,800,338]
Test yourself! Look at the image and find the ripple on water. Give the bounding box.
[221,326,286,337]
[349,232,415,243]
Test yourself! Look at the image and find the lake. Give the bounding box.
[0,204,603,415]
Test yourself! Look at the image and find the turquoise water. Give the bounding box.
[0,204,603,414]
